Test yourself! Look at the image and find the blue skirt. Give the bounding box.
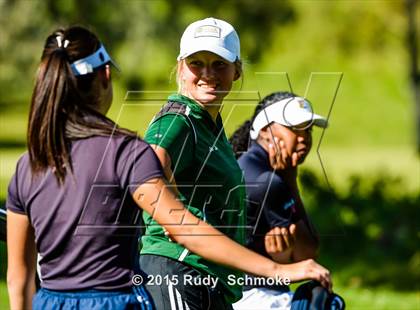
[33,286,153,310]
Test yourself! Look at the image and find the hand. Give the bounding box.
[279,259,332,293]
[268,138,298,171]
[265,224,297,261]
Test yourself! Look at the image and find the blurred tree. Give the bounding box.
[0,0,295,107]
[162,0,295,62]
[300,169,420,290]
[405,0,420,154]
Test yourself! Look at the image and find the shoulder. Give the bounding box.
[108,135,153,159]
[15,151,30,170]
[150,112,192,129]
[69,135,155,172]
[146,113,192,135]
[6,152,31,213]
[238,149,272,181]
[257,170,286,187]
[238,150,258,170]
[256,171,287,192]
[145,111,195,150]
[71,135,149,157]
[10,151,31,184]
[245,168,288,200]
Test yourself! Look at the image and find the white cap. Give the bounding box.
[177,17,240,63]
[250,97,328,140]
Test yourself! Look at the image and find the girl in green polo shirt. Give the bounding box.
[139,18,332,309]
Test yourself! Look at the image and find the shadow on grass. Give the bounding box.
[0,141,26,148]
[300,169,420,291]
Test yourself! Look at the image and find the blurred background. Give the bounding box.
[0,0,419,308]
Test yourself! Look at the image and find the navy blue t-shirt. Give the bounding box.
[238,142,301,258]
[6,135,163,290]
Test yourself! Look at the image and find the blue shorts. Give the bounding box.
[33,286,153,310]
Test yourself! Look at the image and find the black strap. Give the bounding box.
[153,101,197,144]
[154,101,186,118]
[151,101,197,164]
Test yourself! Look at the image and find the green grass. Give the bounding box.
[302,145,420,194]
[0,148,26,201]
[337,287,419,310]
[0,281,9,310]
[0,109,28,145]
[289,282,420,310]
[340,283,420,309]
[1,240,8,309]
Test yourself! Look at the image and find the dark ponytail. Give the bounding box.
[28,26,134,184]
[229,91,297,158]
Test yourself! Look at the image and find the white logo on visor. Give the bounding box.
[297,98,310,110]
[73,62,93,75]
[194,25,221,38]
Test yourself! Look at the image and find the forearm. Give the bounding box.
[170,217,330,288]
[288,180,319,242]
[149,144,180,195]
[293,200,320,250]
[7,211,37,310]
[291,200,320,261]
[134,179,332,289]
[284,181,320,260]
[291,225,319,261]
[172,218,282,278]
[270,247,293,264]
[7,268,36,310]
[137,180,296,281]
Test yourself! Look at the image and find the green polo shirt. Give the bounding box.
[141,93,246,303]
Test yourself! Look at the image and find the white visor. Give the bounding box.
[70,44,119,76]
[250,97,328,140]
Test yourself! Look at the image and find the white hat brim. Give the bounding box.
[177,43,237,63]
[281,112,328,128]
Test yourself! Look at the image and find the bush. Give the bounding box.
[300,169,419,290]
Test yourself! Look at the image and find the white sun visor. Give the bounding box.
[250,97,328,140]
[70,44,119,76]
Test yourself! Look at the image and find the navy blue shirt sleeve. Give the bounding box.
[251,171,296,229]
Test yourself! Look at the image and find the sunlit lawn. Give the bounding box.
[0,281,9,310]
[302,145,420,194]
[0,148,26,201]
[291,282,420,310]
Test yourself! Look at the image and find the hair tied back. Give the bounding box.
[56,36,70,49]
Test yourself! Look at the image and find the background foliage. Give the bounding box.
[0,0,419,308]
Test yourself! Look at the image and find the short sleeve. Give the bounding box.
[116,137,164,195]
[144,114,194,173]
[6,161,26,214]
[251,172,297,229]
